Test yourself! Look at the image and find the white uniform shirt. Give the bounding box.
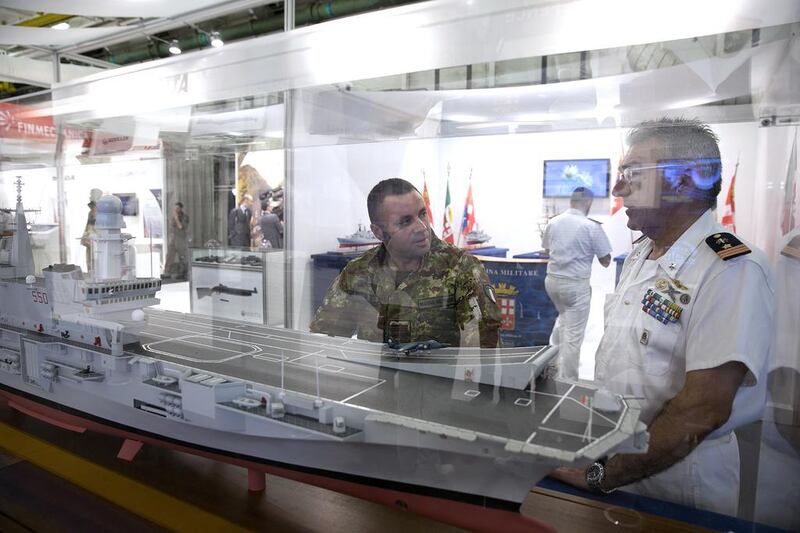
[774,229,800,371]
[595,209,774,436]
[543,208,612,279]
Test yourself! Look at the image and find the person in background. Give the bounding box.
[550,117,774,517]
[542,187,612,379]
[80,200,97,272]
[163,202,190,280]
[256,200,283,249]
[227,194,252,248]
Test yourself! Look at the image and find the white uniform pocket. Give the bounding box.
[643,322,678,375]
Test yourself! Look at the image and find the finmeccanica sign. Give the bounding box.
[0,102,85,141]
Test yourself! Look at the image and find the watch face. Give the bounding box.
[586,462,604,485]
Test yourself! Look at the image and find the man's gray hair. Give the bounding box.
[627,117,722,207]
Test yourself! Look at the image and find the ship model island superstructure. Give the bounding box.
[0,180,648,532]
[0,181,160,355]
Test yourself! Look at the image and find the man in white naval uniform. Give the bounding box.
[542,187,612,379]
[551,118,774,516]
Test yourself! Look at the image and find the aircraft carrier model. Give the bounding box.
[0,181,648,528]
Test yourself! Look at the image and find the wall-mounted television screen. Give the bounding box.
[543,158,610,198]
[115,193,139,216]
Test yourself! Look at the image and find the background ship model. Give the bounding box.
[0,181,648,531]
[464,228,491,245]
[336,223,380,248]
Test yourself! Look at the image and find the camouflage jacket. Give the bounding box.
[310,235,501,347]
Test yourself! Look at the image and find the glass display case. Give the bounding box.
[190,247,285,325]
[0,1,798,531]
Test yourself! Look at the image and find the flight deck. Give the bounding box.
[136,309,630,456]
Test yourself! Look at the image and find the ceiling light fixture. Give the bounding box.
[210,31,224,48]
[168,39,182,55]
[52,22,70,30]
[147,34,184,56]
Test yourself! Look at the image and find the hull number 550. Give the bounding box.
[31,289,49,304]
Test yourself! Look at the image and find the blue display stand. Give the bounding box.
[512,250,550,260]
[309,251,363,313]
[480,257,556,347]
[310,250,557,348]
[467,247,509,258]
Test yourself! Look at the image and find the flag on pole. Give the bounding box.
[442,178,455,244]
[721,157,738,232]
[459,172,475,245]
[781,131,798,235]
[421,171,434,225]
[610,195,624,216]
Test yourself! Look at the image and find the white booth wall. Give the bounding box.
[290,120,767,334]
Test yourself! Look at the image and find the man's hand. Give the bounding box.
[548,466,588,490]
[602,362,747,489]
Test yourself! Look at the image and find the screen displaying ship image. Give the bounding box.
[543,159,610,198]
[115,193,139,216]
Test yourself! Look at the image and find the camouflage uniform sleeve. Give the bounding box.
[454,254,502,348]
[309,264,381,340]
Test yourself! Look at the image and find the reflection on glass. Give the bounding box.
[0,5,797,531]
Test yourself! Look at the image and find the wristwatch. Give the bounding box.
[585,458,614,494]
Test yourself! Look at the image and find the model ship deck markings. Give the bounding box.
[338,379,388,404]
[142,334,262,363]
[252,353,290,363]
[139,313,632,444]
[537,384,575,430]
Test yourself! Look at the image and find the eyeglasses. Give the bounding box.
[618,159,721,185]
[617,164,668,184]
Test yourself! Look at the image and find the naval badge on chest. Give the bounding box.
[642,278,690,325]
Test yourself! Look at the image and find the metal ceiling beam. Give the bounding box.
[55,0,280,55]
[16,46,117,69]
[59,52,118,69]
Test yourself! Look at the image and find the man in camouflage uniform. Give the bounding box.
[310,178,501,348]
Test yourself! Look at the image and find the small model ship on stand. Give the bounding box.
[460,226,492,250]
[336,223,380,249]
[464,228,491,245]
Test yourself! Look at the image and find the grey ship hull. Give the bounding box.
[0,306,647,508]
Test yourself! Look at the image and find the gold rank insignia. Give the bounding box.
[705,233,751,261]
[670,277,688,291]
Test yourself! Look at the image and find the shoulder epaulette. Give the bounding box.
[587,217,602,224]
[705,232,751,260]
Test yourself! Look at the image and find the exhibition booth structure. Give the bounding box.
[0,1,798,531]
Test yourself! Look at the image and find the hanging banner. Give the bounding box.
[0,102,84,141]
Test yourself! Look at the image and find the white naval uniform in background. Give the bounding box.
[595,209,774,516]
[543,208,612,379]
[774,229,800,373]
